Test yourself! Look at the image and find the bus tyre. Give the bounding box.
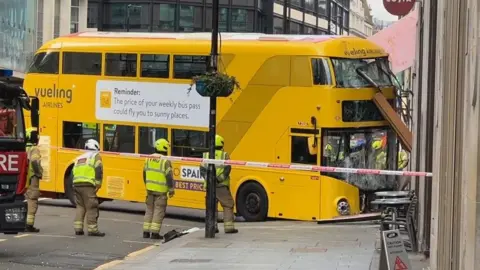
[64,172,76,206]
[236,182,268,222]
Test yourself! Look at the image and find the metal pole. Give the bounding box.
[205,0,219,239]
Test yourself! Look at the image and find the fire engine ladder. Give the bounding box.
[373,86,413,152]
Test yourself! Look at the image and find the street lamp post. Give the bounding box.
[205,0,220,239]
[126,4,141,32]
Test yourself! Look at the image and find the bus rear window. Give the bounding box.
[27,52,59,74]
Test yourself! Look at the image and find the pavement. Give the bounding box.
[102,221,432,270]
[0,199,432,270]
[105,221,380,270]
[0,199,204,270]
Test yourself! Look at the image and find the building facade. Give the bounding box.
[87,0,350,35]
[348,0,372,37]
[0,0,90,80]
[0,0,38,80]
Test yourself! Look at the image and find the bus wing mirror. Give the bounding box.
[307,137,318,155]
[30,97,40,129]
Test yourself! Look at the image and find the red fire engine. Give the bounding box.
[0,81,39,234]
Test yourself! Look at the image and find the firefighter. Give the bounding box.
[372,140,386,169]
[25,127,43,233]
[200,134,238,234]
[142,138,175,240]
[398,150,409,170]
[72,139,105,237]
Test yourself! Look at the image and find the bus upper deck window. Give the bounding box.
[105,53,137,77]
[311,58,331,85]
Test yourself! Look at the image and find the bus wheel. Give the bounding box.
[236,181,268,222]
[64,170,76,206]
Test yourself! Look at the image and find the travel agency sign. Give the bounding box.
[383,0,415,16]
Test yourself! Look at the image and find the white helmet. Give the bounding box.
[85,139,100,151]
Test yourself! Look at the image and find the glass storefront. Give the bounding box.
[0,0,37,74]
[89,0,348,35]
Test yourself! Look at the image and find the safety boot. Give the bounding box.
[225,229,239,234]
[75,231,84,236]
[25,225,40,233]
[143,232,150,239]
[150,233,163,240]
[88,231,105,237]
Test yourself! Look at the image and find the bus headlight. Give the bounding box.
[5,207,26,223]
[336,199,350,216]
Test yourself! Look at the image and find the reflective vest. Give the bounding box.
[202,150,230,187]
[375,150,386,169]
[398,151,409,169]
[26,144,41,187]
[144,154,169,193]
[72,152,100,186]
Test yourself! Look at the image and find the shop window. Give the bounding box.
[291,136,317,165]
[231,9,254,32]
[153,4,176,32]
[273,17,283,34]
[63,121,100,149]
[105,53,137,77]
[63,52,102,75]
[138,127,168,154]
[172,129,208,158]
[141,54,169,78]
[179,5,203,32]
[103,124,135,153]
[206,7,228,31]
[27,51,59,74]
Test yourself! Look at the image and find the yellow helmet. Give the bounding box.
[155,138,170,153]
[26,127,37,140]
[215,135,224,148]
[372,140,383,150]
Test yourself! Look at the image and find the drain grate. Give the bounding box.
[170,259,212,263]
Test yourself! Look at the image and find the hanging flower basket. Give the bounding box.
[189,72,240,97]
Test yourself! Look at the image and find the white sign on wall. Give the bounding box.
[95,80,209,128]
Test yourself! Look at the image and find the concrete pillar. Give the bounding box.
[59,0,71,35]
[411,0,436,254]
[42,0,55,43]
[429,0,479,269]
[78,0,88,32]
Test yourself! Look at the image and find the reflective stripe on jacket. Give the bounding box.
[73,152,101,186]
[144,154,169,193]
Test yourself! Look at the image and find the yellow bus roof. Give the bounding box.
[39,32,388,58]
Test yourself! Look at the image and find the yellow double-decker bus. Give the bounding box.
[23,32,397,222]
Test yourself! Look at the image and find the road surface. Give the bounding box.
[0,199,204,270]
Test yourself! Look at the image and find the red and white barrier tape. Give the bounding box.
[55,147,433,177]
